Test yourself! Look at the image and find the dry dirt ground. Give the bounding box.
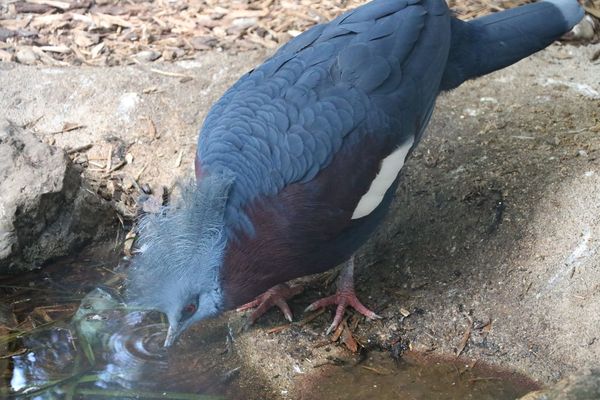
[1,38,600,399]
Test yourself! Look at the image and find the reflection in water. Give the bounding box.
[6,288,239,399]
[10,327,77,394]
[100,320,168,388]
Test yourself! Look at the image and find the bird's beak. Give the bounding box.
[164,323,180,348]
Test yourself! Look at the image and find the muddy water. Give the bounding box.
[307,351,538,400]
[2,251,539,399]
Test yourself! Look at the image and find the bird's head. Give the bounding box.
[126,174,234,347]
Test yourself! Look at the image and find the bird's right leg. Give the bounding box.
[305,256,381,334]
[236,283,304,326]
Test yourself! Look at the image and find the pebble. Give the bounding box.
[134,50,161,62]
[15,47,38,65]
[162,48,185,61]
[0,49,13,62]
[569,16,597,41]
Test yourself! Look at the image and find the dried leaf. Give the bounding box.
[340,323,358,353]
[90,42,105,58]
[456,315,473,357]
[92,13,133,29]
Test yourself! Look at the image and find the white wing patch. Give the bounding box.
[351,137,414,220]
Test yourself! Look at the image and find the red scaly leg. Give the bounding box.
[305,257,381,334]
[236,283,304,326]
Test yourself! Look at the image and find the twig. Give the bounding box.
[103,160,126,176]
[456,314,473,357]
[49,123,85,135]
[149,68,193,79]
[266,324,290,334]
[105,145,112,173]
[135,163,147,181]
[175,150,184,168]
[66,143,93,154]
[361,365,391,375]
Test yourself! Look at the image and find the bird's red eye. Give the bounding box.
[183,303,196,315]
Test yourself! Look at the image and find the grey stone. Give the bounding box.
[520,369,600,400]
[134,50,161,62]
[15,47,38,65]
[0,122,116,273]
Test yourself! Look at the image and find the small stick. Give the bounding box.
[361,365,391,375]
[66,143,93,154]
[456,315,473,357]
[49,123,84,135]
[135,163,147,181]
[266,324,290,334]
[103,160,126,177]
[88,161,105,168]
[149,67,192,80]
[175,150,183,167]
[105,145,112,173]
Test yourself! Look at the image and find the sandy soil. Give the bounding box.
[1,40,599,398]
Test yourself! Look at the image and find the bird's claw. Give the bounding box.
[305,290,381,335]
[236,283,303,327]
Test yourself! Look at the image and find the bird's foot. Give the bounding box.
[305,257,381,334]
[305,289,381,334]
[236,283,304,326]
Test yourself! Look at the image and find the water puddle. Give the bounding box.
[1,251,247,399]
[1,249,540,399]
[308,351,539,400]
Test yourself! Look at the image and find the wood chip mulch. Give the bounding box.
[0,0,542,67]
[1,0,598,66]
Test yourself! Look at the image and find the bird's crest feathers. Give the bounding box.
[126,174,234,313]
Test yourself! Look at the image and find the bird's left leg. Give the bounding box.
[236,283,304,326]
[305,256,381,334]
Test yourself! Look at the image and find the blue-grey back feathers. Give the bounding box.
[441,0,584,90]
[198,0,447,235]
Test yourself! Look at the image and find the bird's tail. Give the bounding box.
[440,0,584,91]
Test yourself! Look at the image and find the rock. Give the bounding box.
[15,47,38,65]
[227,17,258,34]
[0,49,13,63]
[190,35,218,50]
[0,27,16,42]
[134,50,161,62]
[566,15,597,41]
[0,122,116,273]
[519,369,600,400]
[161,47,185,61]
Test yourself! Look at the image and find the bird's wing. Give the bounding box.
[197,0,451,229]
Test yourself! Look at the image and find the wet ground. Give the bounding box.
[1,251,539,399]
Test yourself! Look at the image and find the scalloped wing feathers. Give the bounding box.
[198,0,452,234]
